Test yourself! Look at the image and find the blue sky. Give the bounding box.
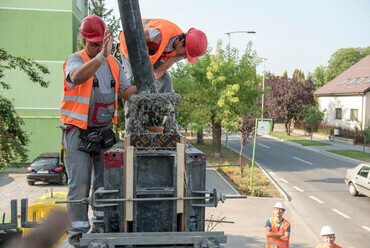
[106,0,370,76]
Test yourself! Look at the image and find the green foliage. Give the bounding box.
[312,65,326,89]
[292,69,305,79]
[0,48,50,169]
[359,122,370,153]
[302,105,324,133]
[172,40,262,158]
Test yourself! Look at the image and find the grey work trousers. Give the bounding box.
[63,125,111,238]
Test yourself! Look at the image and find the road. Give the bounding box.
[223,133,370,248]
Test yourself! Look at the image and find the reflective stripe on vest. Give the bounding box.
[60,49,119,129]
[119,19,183,65]
[266,217,290,248]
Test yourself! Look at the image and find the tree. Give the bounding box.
[312,65,326,90]
[173,41,262,159]
[265,74,315,135]
[292,69,305,80]
[236,113,259,177]
[302,104,324,141]
[0,48,49,170]
[359,122,370,153]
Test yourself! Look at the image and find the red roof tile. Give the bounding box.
[314,55,370,96]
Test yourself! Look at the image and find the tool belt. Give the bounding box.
[77,126,116,154]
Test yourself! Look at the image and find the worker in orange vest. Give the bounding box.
[119,18,207,93]
[316,226,342,248]
[265,202,291,248]
[60,15,137,247]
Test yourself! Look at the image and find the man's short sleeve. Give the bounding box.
[265,219,271,228]
[64,54,84,91]
[285,224,290,233]
[148,28,161,43]
[115,57,131,92]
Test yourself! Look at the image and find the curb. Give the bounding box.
[222,142,290,201]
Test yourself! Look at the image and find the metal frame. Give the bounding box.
[80,231,227,247]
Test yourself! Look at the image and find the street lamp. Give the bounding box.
[224,31,256,49]
[224,30,256,148]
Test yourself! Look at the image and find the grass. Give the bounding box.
[181,131,282,198]
[270,131,332,146]
[326,150,370,163]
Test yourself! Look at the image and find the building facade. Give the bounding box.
[0,0,88,162]
[315,55,370,131]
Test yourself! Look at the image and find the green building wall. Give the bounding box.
[0,0,88,162]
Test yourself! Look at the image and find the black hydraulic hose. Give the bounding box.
[117,0,157,94]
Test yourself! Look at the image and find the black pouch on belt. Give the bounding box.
[77,129,103,154]
[101,129,116,148]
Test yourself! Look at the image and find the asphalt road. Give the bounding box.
[223,133,370,248]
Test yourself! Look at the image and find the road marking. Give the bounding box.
[293,156,313,165]
[361,226,370,232]
[280,178,288,183]
[332,209,350,219]
[293,186,304,192]
[258,143,270,148]
[269,171,276,176]
[309,196,323,203]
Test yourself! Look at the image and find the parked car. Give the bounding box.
[26,152,67,186]
[344,163,370,197]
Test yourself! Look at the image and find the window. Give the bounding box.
[350,109,358,121]
[347,78,359,85]
[339,79,349,85]
[357,166,370,178]
[354,77,367,85]
[335,108,342,120]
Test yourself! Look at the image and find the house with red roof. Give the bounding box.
[314,55,370,131]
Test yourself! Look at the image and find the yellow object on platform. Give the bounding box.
[22,191,68,248]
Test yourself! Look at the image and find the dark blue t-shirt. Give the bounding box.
[265,218,291,232]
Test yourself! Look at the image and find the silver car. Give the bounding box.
[344,163,370,197]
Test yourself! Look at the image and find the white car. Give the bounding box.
[344,163,370,197]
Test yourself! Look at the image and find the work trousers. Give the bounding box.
[63,125,111,238]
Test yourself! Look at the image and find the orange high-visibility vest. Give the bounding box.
[60,49,119,130]
[119,19,183,65]
[266,217,290,248]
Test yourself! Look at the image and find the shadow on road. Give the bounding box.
[305,177,344,184]
[0,174,14,187]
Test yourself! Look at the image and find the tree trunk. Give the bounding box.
[190,130,193,137]
[239,140,244,178]
[212,120,222,159]
[285,121,291,136]
[185,127,187,133]
[197,130,204,144]
[271,120,275,132]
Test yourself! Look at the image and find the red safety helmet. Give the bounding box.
[185,28,207,63]
[80,15,106,43]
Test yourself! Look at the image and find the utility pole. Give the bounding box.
[261,58,267,118]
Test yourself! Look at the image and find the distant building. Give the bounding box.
[0,0,88,162]
[314,55,370,131]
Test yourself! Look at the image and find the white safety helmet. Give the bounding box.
[321,226,335,236]
[273,202,285,209]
